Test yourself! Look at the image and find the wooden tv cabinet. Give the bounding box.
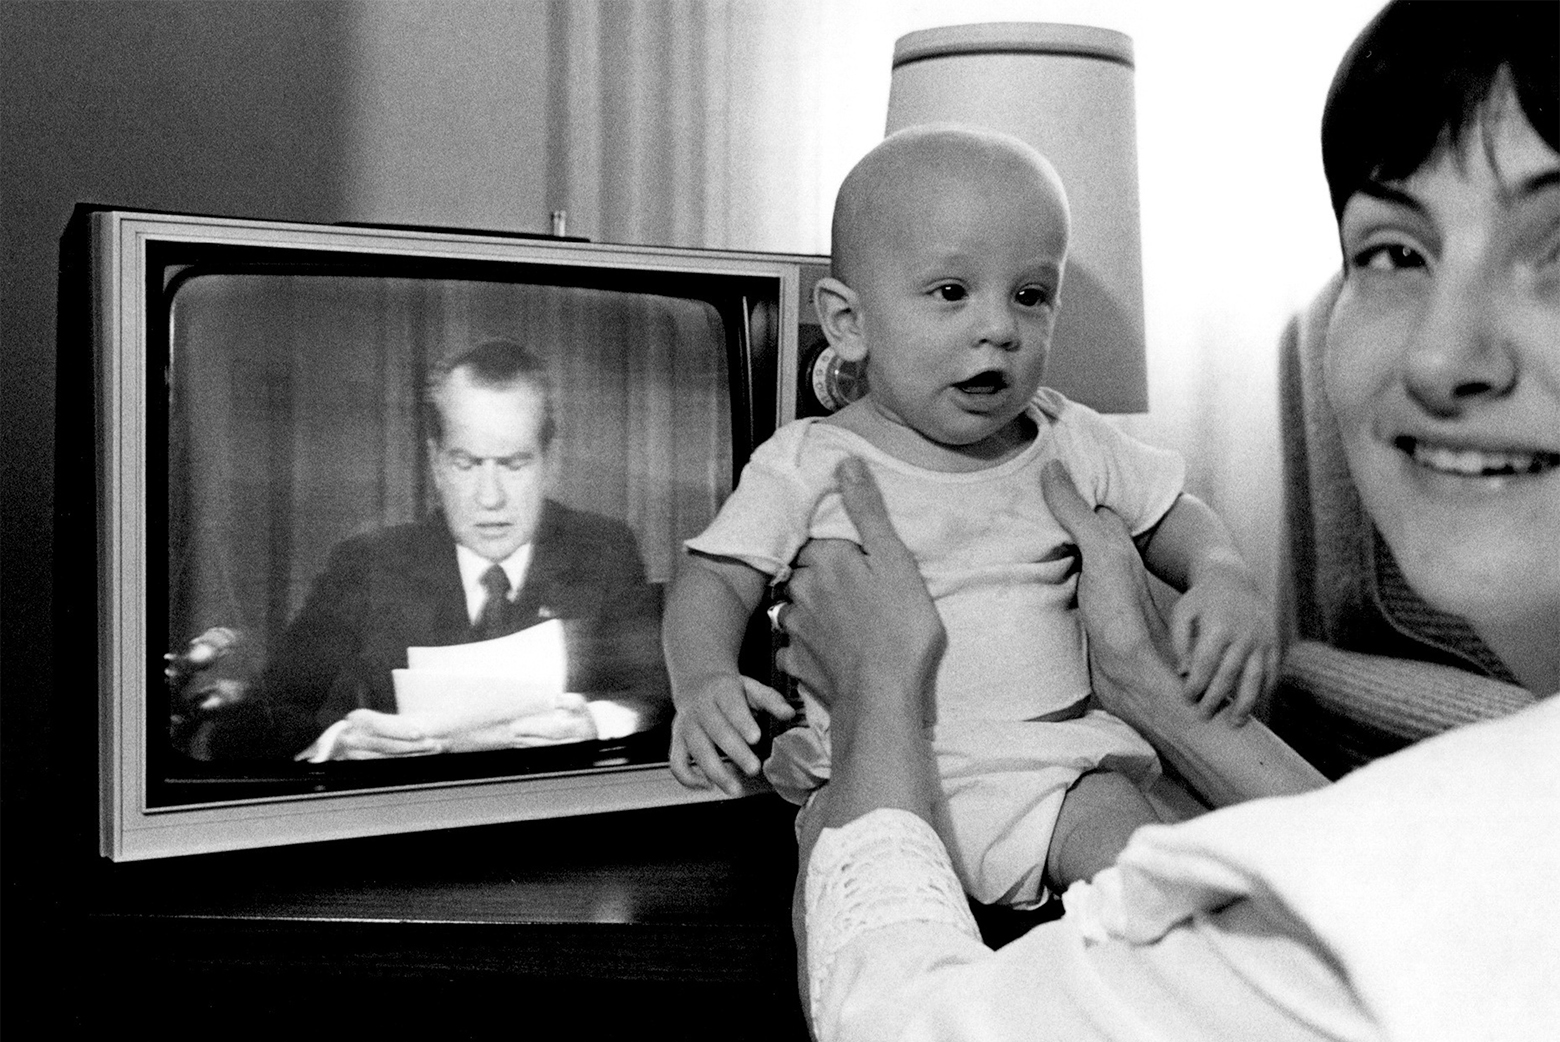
[72,795,809,1039]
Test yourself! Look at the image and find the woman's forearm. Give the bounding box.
[781,458,949,835]
[816,668,943,832]
[1040,461,1326,807]
[1133,695,1327,807]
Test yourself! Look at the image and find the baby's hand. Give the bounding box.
[668,673,794,797]
[1169,560,1278,726]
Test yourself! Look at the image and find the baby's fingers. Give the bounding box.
[683,717,748,796]
[713,682,766,751]
[669,718,713,789]
[741,676,796,725]
[696,685,772,779]
[1168,601,1198,676]
[1226,650,1269,726]
[1179,629,1225,703]
[1196,644,1247,719]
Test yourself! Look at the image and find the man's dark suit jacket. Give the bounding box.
[207,500,669,759]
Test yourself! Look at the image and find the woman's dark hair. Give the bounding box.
[1321,0,1558,220]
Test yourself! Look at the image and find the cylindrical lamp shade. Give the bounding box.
[888,23,1148,413]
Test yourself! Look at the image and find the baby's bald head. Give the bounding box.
[830,126,1070,289]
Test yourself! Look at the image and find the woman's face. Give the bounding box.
[1325,91,1560,676]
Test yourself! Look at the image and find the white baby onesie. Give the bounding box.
[687,388,1185,905]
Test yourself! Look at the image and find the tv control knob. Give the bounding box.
[807,344,868,413]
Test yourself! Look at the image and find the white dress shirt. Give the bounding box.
[454,543,534,625]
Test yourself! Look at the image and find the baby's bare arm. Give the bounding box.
[1134,493,1245,592]
[1135,495,1278,724]
[663,554,768,692]
[663,554,792,794]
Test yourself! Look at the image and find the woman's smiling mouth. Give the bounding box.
[1393,436,1560,478]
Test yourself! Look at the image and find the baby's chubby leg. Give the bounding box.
[1045,769,1159,890]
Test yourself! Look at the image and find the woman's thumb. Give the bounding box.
[835,456,901,557]
[1040,460,1094,539]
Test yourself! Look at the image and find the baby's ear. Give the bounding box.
[813,277,868,363]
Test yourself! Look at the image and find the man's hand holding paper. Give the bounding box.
[399,619,596,747]
[300,620,601,761]
[440,692,599,752]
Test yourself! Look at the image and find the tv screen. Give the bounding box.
[64,207,828,859]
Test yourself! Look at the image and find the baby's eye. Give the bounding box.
[1351,242,1427,272]
[930,283,967,302]
[1014,286,1052,308]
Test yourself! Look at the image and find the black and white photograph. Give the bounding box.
[4,1,1555,1038]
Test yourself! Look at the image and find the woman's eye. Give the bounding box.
[1015,286,1050,308]
[1352,242,1427,272]
[931,283,967,302]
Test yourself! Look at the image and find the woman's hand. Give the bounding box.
[1038,461,1185,732]
[777,457,946,830]
[778,459,945,723]
[1040,460,1327,806]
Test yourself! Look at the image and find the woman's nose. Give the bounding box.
[1403,271,1517,416]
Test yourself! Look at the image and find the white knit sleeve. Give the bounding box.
[805,809,980,1028]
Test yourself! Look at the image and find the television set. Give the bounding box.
[58,205,834,860]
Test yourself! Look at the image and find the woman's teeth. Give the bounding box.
[1398,437,1559,477]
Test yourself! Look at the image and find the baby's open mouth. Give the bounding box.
[1394,436,1560,477]
[953,370,1009,395]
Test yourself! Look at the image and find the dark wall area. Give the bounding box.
[1,0,355,1009]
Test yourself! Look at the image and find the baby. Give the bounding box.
[664,125,1275,905]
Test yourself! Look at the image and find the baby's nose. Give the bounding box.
[974,302,1020,350]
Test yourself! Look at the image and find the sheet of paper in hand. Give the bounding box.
[393,620,568,737]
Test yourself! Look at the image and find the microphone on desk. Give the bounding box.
[166,627,247,754]
[165,626,240,688]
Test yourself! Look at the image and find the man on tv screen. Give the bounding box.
[198,337,671,761]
